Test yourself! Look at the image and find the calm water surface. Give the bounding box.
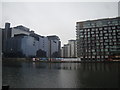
[2,60,120,88]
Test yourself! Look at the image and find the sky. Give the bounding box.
[1,2,118,46]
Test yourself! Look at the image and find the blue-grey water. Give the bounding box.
[2,60,120,88]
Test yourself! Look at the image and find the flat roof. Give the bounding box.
[76,17,120,23]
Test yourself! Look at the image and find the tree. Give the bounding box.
[36,49,46,57]
[51,51,59,58]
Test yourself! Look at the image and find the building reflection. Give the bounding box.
[32,62,120,72]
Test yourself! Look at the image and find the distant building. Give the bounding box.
[61,40,77,58]
[76,17,120,61]
[2,23,61,58]
[68,40,77,57]
[4,34,38,57]
[61,44,69,58]
[11,25,31,37]
[47,35,61,58]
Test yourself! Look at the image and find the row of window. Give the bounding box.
[78,26,120,32]
[80,55,109,58]
[79,32,119,37]
[80,41,117,44]
[79,29,119,34]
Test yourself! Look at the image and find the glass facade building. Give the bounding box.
[76,17,120,61]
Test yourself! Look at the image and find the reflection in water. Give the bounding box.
[2,60,120,88]
[32,62,120,72]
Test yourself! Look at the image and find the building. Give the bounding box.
[47,35,61,58]
[68,40,77,57]
[61,40,77,58]
[61,44,69,58]
[11,25,31,37]
[76,17,120,61]
[4,34,37,57]
[0,28,2,57]
[2,23,12,53]
[2,23,61,58]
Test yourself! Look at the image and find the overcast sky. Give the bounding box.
[2,2,118,46]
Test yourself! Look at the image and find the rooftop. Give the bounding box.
[76,17,120,23]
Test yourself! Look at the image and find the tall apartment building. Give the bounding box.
[76,17,120,61]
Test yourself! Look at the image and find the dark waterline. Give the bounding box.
[2,60,120,88]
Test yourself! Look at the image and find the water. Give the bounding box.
[2,60,120,88]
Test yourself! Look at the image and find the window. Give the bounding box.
[99,27,103,30]
[100,31,103,34]
[99,34,103,36]
[108,30,112,33]
[100,37,103,39]
[105,49,108,51]
[112,20,118,25]
[113,36,116,39]
[112,32,116,35]
[109,36,112,39]
[104,37,107,39]
[87,29,90,31]
[104,27,108,30]
[109,42,113,45]
[112,26,116,29]
[117,26,120,29]
[117,30,120,32]
[103,30,107,33]
[104,33,108,36]
[105,40,109,42]
[91,32,94,34]
[96,34,98,37]
[113,30,116,33]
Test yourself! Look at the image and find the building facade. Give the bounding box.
[2,23,61,58]
[68,40,77,58]
[11,25,31,37]
[2,23,12,53]
[61,40,77,58]
[76,17,120,61]
[47,35,61,58]
[61,44,69,58]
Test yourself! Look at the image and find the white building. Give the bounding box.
[61,40,77,58]
[61,44,69,58]
[68,40,77,57]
